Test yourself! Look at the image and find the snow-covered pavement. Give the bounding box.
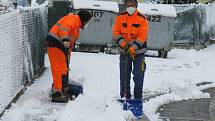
[1,45,215,121]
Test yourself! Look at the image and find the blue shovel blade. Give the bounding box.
[118,99,143,119]
[68,83,83,97]
[51,83,83,97]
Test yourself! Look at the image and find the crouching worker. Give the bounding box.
[46,10,92,103]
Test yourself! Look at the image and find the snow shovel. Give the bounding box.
[118,53,144,120]
[65,48,83,98]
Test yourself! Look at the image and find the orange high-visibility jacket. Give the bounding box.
[113,10,148,54]
[48,13,82,45]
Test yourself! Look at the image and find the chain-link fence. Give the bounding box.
[173,5,195,44]
[17,0,30,7]
[21,4,48,81]
[0,10,23,115]
[173,4,215,48]
[0,3,47,116]
[205,4,215,41]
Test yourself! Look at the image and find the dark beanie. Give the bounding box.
[124,0,138,7]
[77,10,92,22]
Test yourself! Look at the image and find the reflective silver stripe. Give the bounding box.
[55,23,69,32]
[61,35,70,40]
[49,32,71,42]
[59,27,69,32]
[128,41,133,46]
[115,35,123,44]
[134,40,144,46]
[48,32,61,41]
[116,35,123,41]
[132,43,138,50]
[135,48,147,54]
[55,23,61,27]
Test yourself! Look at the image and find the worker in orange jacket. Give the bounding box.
[113,0,148,99]
[46,10,92,103]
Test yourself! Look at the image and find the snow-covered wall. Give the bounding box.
[0,3,47,116]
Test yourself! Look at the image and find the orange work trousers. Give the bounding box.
[47,47,68,92]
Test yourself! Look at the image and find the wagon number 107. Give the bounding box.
[90,11,104,18]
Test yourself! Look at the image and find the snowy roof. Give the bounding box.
[137,3,177,17]
[72,0,119,13]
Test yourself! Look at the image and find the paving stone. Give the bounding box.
[157,87,215,121]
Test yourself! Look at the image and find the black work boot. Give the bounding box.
[51,91,69,103]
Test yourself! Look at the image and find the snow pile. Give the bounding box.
[72,0,119,13]
[0,0,10,7]
[58,96,128,121]
[138,3,177,17]
[143,45,215,119]
[31,0,39,6]
[1,69,63,121]
[0,0,14,12]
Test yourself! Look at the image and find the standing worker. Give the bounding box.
[46,10,92,103]
[113,0,148,99]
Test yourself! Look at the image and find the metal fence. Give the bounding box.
[0,3,47,116]
[205,4,215,41]
[17,0,29,7]
[0,10,23,115]
[173,4,215,48]
[21,4,48,81]
[173,5,195,44]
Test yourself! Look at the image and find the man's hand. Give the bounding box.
[63,41,70,48]
[123,44,129,52]
[62,39,70,49]
[128,47,135,59]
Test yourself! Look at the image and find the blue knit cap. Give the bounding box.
[124,0,138,7]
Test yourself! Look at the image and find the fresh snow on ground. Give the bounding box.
[1,45,215,121]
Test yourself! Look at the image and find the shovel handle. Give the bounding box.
[123,54,129,99]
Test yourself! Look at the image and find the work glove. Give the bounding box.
[62,39,70,49]
[119,40,130,52]
[127,47,135,59]
[123,43,129,52]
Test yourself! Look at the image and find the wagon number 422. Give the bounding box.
[146,15,161,22]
